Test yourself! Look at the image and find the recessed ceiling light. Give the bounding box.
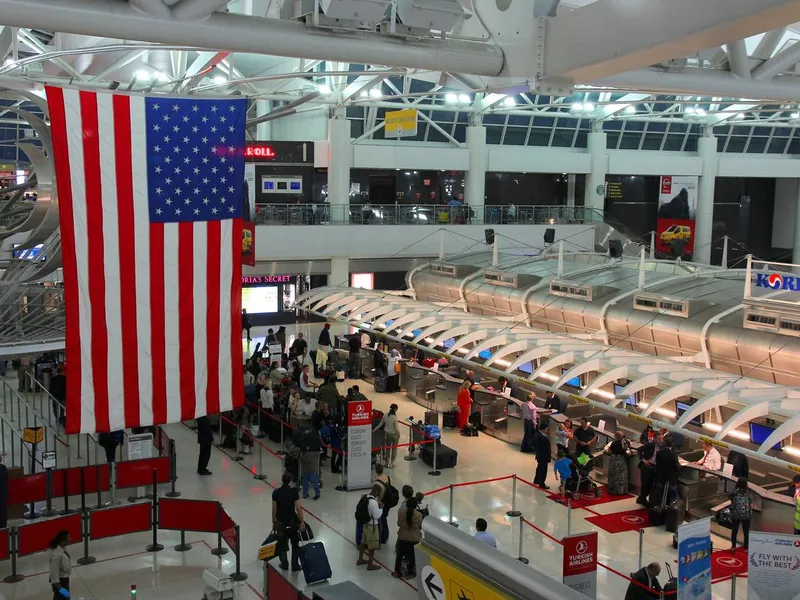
[503,96,516,107]
[445,93,458,104]
[458,93,471,104]
[213,76,227,85]
[135,70,151,82]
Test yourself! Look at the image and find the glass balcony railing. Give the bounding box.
[252,204,602,226]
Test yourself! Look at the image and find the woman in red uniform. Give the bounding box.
[456,380,472,429]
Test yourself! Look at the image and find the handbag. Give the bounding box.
[394,362,401,374]
[258,532,280,561]
[299,521,314,541]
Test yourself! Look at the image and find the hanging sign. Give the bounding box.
[562,531,598,598]
[384,108,418,138]
[346,400,373,491]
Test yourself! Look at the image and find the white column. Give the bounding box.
[255,99,271,140]
[327,113,352,223]
[466,124,487,223]
[584,130,608,213]
[328,257,350,337]
[793,181,800,265]
[566,174,576,207]
[695,133,718,265]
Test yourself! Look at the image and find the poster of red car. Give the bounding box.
[656,175,698,255]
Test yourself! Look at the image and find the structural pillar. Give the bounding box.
[328,257,350,338]
[793,182,800,265]
[327,110,352,223]
[695,133,718,265]
[466,123,487,224]
[584,129,608,214]
[566,174,576,207]
[255,99,271,140]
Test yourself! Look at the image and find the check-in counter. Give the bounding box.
[403,363,461,412]
[472,389,523,444]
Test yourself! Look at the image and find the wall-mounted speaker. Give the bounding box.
[543,228,555,244]
[608,239,623,258]
[484,228,495,245]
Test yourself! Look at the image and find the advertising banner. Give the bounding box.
[346,400,373,491]
[677,518,712,600]
[241,222,256,267]
[242,163,256,266]
[748,531,800,600]
[656,175,698,255]
[384,108,418,138]
[562,531,598,598]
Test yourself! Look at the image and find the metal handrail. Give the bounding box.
[0,411,41,471]
[252,203,603,226]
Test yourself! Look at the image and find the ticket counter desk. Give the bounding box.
[403,362,461,412]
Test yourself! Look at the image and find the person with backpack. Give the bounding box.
[729,477,752,552]
[373,404,400,468]
[373,464,399,544]
[356,484,383,571]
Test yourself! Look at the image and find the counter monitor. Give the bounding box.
[614,383,637,407]
[561,368,581,388]
[749,422,782,451]
[676,401,704,427]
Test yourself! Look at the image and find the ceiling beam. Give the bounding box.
[752,40,800,80]
[752,27,787,60]
[725,40,750,78]
[542,0,800,83]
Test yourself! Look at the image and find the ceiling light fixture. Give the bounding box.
[369,88,382,99]
[582,102,595,112]
[318,83,332,95]
[135,70,151,82]
[458,93,471,104]
[624,105,636,115]
[213,76,227,85]
[3,58,15,67]
[503,96,516,108]
[156,72,169,83]
[445,93,458,104]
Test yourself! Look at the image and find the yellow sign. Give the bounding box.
[699,436,728,449]
[569,394,589,404]
[384,108,418,138]
[421,547,511,600]
[23,427,43,444]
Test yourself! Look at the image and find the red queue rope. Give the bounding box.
[371,439,435,452]
[522,517,562,545]
[452,475,514,488]
[253,404,296,431]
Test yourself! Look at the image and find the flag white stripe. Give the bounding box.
[163,222,181,424]
[218,219,233,412]
[193,221,208,418]
[62,89,96,433]
[129,96,153,426]
[96,93,125,431]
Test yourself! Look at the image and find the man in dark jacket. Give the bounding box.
[655,437,681,503]
[48,365,67,426]
[196,416,213,476]
[533,423,551,489]
[636,436,658,506]
[318,323,332,349]
[348,334,362,379]
[625,563,662,600]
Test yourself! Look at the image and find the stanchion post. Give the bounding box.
[254,441,266,481]
[517,516,529,564]
[730,574,736,600]
[95,461,103,509]
[448,485,458,527]
[230,525,248,582]
[335,449,347,492]
[210,503,229,556]
[3,529,24,583]
[404,424,416,462]
[109,463,118,506]
[277,415,286,456]
[638,528,644,570]
[77,512,96,565]
[165,439,181,497]
[146,469,164,552]
[428,439,441,477]
[80,467,87,514]
[175,529,192,552]
[216,417,224,448]
[256,408,265,439]
[507,474,521,517]
[59,469,72,515]
[567,498,572,536]
[232,422,244,462]
[40,468,56,517]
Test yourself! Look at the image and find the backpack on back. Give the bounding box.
[355,495,372,525]
[383,477,399,510]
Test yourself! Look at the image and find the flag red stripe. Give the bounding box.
[79,91,110,433]
[178,222,196,421]
[230,218,244,410]
[205,220,221,416]
[45,87,82,434]
[150,223,167,425]
[112,95,141,429]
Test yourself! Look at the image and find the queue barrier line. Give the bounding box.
[220,414,285,460]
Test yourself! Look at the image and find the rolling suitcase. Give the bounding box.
[664,499,684,533]
[442,411,458,429]
[647,483,668,527]
[424,411,439,426]
[374,376,388,393]
[298,539,332,585]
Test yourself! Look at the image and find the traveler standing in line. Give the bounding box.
[299,364,316,399]
[348,334,362,379]
[356,484,383,571]
[605,430,631,495]
[574,417,597,459]
[373,463,394,543]
[290,333,308,363]
[196,416,213,476]
[276,326,287,354]
[99,430,123,464]
[266,328,277,346]
[473,518,497,548]
[241,309,251,341]
[300,444,321,500]
[48,531,72,600]
[394,496,422,579]
[374,404,400,468]
[655,437,681,503]
[636,432,660,506]
[373,345,388,379]
[272,472,305,572]
[555,418,573,453]
[49,364,67,427]
[520,393,538,453]
[533,422,551,489]
[729,477,752,552]
[387,349,401,393]
[318,323,332,351]
[457,380,473,430]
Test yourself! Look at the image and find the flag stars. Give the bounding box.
[173,146,181,154]
[163,115,170,122]
[228,166,234,173]
[175,208,182,215]
[210,126,217,133]
[165,198,173,205]
[183,136,189,144]
[220,116,227,123]
[192,126,199,133]
[184,198,192,205]
[202,197,209,204]
[155,166,162,174]
[211,187,218,194]
[153,103,161,110]
[192,147,199,154]
[155,208,163,215]
[192,105,199,112]
[194,208,200,215]
[212,207,218,214]
[193,187,200,195]
[202,157,209,164]
[174,167,181,174]
[211,105,218,113]
[172,104,180,112]
[201,136,208,144]
[184,177,191,185]
[229,105,236,112]
[228,186,234,194]
[153,124,160,132]
[173,125,179,133]
[220,157,227,164]
[155,187,162,195]
[153,145,161,153]
[228,206,235,213]
[193,167,200,174]
[164,157,172,164]
[211,167,218,174]
[182,116,189,123]
[164,135,171,144]
[228,126,235,132]
[183,157,190,164]
[201,116,208,123]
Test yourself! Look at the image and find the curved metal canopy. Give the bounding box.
[297,287,800,469]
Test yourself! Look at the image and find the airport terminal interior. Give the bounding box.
[7,1,800,599]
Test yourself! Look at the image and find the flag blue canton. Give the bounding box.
[145,97,246,223]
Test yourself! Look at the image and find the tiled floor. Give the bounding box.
[0,324,745,599]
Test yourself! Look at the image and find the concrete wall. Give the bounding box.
[773,178,799,249]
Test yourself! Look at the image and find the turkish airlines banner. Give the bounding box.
[748,531,800,600]
[656,175,698,255]
[562,531,598,599]
[346,400,373,491]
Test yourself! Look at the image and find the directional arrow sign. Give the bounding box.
[422,565,445,600]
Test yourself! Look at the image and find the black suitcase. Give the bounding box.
[442,411,458,429]
[421,442,458,469]
[461,425,478,437]
[424,411,439,426]
[374,376,388,393]
[648,483,668,527]
[665,500,684,533]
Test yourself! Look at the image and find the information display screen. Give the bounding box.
[750,422,781,451]
[615,383,637,406]
[561,367,580,388]
[242,286,279,314]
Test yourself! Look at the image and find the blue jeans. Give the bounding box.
[302,473,320,498]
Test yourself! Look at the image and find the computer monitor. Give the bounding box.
[518,362,533,375]
[749,422,782,451]
[478,349,492,360]
[614,383,637,406]
[676,401,703,427]
[561,367,580,388]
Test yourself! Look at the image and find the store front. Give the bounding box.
[241,274,313,326]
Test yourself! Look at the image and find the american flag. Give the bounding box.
[46,87,245,434]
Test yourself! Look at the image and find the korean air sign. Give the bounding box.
[755,273,800,291]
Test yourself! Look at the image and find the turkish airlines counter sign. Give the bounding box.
[562,531,598,599]
[346,401,373,491]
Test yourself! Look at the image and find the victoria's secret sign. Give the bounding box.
[242,275,292,284]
